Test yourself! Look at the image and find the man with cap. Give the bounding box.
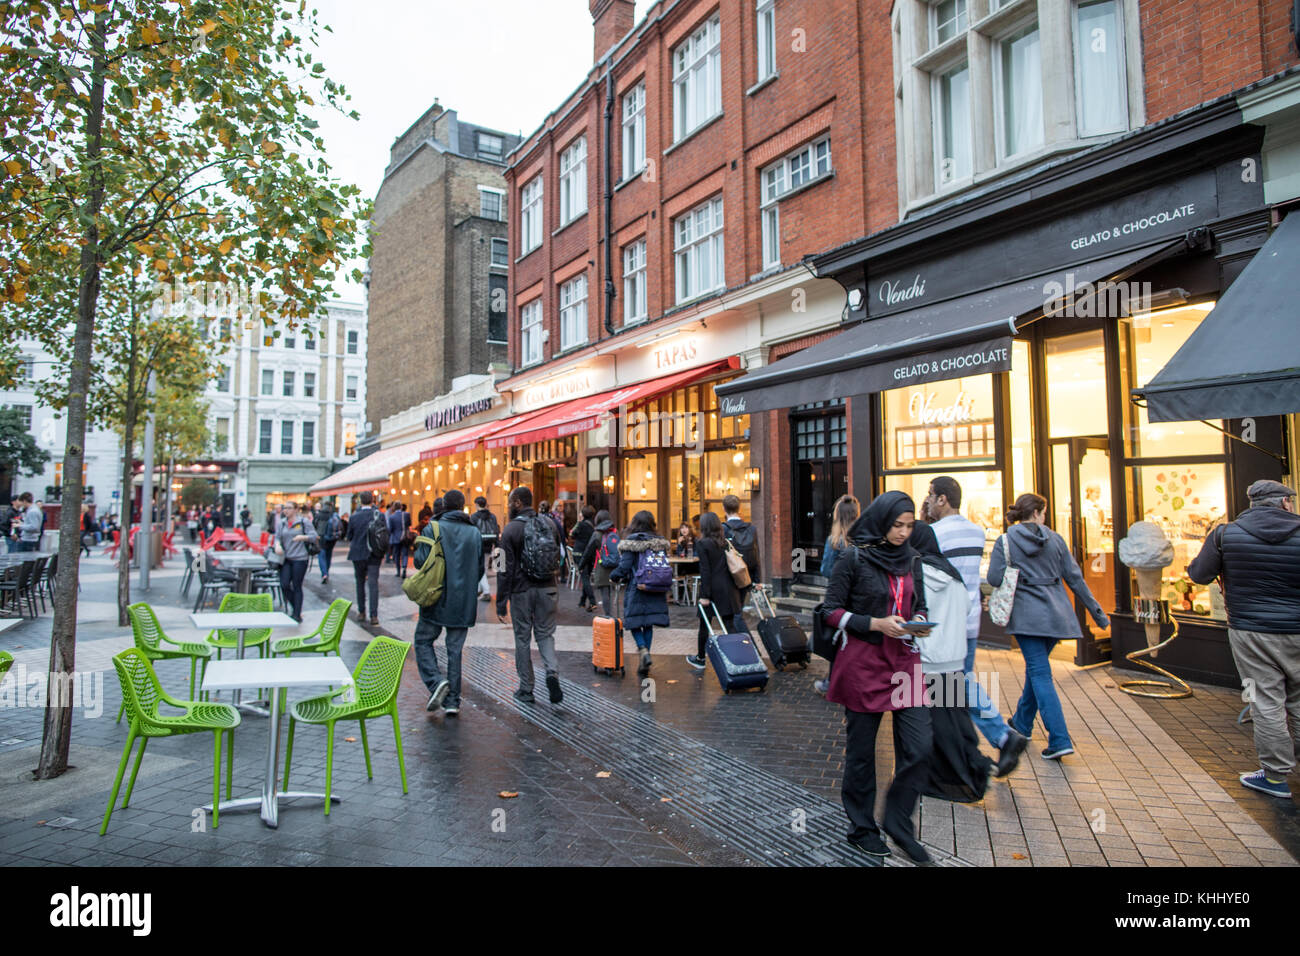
[1189,479,1300,799]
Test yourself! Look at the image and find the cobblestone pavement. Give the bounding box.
[0,550,1294,866]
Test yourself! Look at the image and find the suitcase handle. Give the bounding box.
[754,585,778,621]
[698,600,729,636]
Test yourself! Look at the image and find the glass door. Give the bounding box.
[1049,436,1113,664]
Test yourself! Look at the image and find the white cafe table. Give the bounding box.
[210,551,269,594]
[189,611,298,716]
[202,656,354,828]
[0,617,22,634]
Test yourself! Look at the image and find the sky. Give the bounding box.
[306,0,650,300]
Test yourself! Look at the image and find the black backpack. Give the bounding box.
[726,520,759,571]
[366,510,390,560]
[520,514,562,582]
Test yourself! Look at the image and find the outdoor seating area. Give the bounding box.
[100,596,397,834]
[0,551,57,620]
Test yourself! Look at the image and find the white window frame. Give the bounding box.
[346,330,358,355]
[301,420,315,457]
[520,175,543,254]
[559,275,588,351]
[345,376,358,401]
[479,186,505,222]
[623,239,647,325]
[932,61,972,190]
[282,370,295,398]
[673,196,725,304]
[1072,0,1129,138]
[622,82,646,180]
[490,237,509,267]
[992,23,1044,162]
[215,365,230,393]
[559,136,587,226]
[258,419,273,455]
[756,0,777,81]
[673,14,722,142]
[520,299,543,367]
[303,371,316,398]
[930,0,968,48]
[281,420,294,456]
[761,138,832,268]
[260,368,274,396]
[477,131,504,160]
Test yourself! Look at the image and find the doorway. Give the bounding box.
[791,402,848,575]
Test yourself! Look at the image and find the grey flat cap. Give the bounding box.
[1247,479,1297,501]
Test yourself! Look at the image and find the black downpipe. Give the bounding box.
[603,67,616,337]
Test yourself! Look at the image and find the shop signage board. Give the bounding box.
[865,169,1221,319]
[882,337,1013,391]
[516,361,617,412]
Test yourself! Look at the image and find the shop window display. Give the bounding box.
[1130,464,1228,621]
[884,375,996,470]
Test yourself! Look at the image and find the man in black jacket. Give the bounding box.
[496,486,563,705]
[345,491,383,625]
[1189,479,1300,799]
[722,494,761,594]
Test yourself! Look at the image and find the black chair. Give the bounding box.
[0,561,37,618]
[27,557,48,613]
[179,548,196,598]
[39,552,57,606]
[192,562,237,612]
[251,568,284,611]
[0,565,20,617]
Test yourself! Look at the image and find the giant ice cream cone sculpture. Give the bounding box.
[1118,522,1175,653]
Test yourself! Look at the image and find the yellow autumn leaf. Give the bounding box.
[150,97,161,114]
[169,59,182,73]
[199,19,218,35]
[218,238,233,255]
[260,140,278,156]
[595,771,611,778]
[141,23,160,44]
[224,46,238,65]
[3,160,20,175]
[498,790,519,799]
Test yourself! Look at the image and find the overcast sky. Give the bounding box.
[307,0,650,300]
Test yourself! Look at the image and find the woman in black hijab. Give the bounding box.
[822,490,935,863]
[910,521,995,802]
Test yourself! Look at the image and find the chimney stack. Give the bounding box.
[590,0,635,63]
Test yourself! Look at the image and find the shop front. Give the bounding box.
[717,105,1285,685]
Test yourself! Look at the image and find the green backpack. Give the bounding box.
[402,524,445,608]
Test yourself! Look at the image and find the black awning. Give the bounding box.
[1135,214,1300,423]
[715,242,1180,416]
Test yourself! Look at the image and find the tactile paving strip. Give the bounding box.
[462,648,969,867]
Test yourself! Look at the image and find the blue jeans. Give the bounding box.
[317,540,336,578]
[632,626,653,651]
[1011,636,1071,752]
[965,637,1011,748]
[414,611,467,707]
[15,540,37,552]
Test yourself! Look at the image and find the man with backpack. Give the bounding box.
[412,489,481,716]
[722,495,761,597]
[496,486,564,705]
[470,496,500,602]
[346,490,387,625]
[314,502,342,584]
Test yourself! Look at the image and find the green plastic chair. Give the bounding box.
[206,592,274,659]
[0,650,13,682]
[282,636,410,815]
[271,598,351,658]
[117,603,213,723]
[101,647,240,835]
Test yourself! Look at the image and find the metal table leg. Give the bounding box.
[233,627,269,717]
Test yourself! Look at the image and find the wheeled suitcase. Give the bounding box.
[754,588,811,670]
[700,603,768,694]
[592,615,625,676]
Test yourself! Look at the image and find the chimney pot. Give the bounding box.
[590,0,635,63]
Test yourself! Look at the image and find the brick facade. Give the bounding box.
[365,106,517,437]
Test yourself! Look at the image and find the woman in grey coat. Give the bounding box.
[987,492,1109,760]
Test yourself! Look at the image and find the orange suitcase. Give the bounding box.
[592,616,625,676]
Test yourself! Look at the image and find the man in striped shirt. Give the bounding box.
[927,476,1028,777]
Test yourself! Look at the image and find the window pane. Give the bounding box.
[1046,330,1107,438]
[883,374,996,469]
[1123,304,1224,457]
[1010,340,1034,494]
[1130,464,1228,621]
[302,421,315,457]
[934,0,967,45]
[937,65,971,184]
[1001,28,1042,157]
[281,421,294,455]
[1075,0,1127,136]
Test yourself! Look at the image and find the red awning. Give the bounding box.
[417,417,516,460]
[486,360,734,449]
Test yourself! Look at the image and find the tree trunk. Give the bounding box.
[116,382,136,628]
[37,13,107,780]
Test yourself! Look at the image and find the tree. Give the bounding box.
[0,406,51,494]
[0,1,369,779]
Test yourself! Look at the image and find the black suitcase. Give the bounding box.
[754,588,811,670]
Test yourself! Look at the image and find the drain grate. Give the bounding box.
[461,648,969,868]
